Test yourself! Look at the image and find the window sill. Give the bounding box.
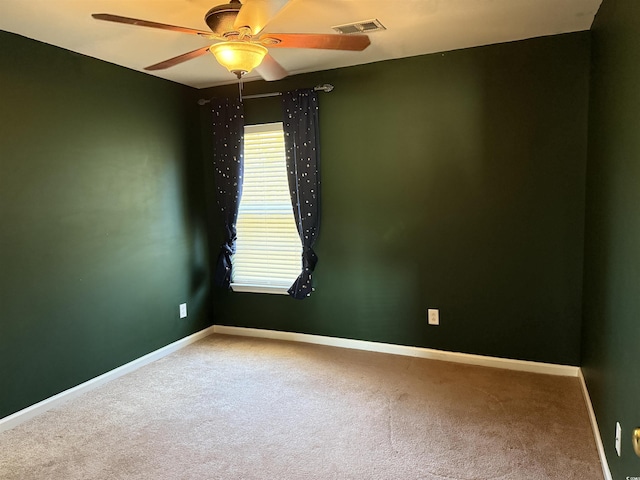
[230,284,291,295]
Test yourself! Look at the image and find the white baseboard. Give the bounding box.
[212,325,580,377]
[578,370,613,480]
[0,326,217,433]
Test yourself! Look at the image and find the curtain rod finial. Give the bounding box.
[315,83,334,93]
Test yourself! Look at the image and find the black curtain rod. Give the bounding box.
[197,83,334,105]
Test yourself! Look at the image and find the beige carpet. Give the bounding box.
[0,334,603,479]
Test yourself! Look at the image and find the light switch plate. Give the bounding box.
[179,303,187,319]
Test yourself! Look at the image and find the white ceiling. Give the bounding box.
[0,0,602,89]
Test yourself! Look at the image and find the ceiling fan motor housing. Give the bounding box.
[205,0,242,35]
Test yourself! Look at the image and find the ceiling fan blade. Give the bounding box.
[263,33,370,51]
[144,46,212,71]
[234,0,290,36]
[92,13,215,38]
[255,53,288,81]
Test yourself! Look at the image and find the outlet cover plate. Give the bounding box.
[428,308,439,325]
[615,422,622,456]
[179,303,187,319]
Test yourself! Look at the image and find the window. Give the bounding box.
[231,122,302,294]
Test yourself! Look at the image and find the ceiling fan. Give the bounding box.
[92,0,371,81]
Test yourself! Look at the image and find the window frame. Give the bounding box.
[230,122,302,295]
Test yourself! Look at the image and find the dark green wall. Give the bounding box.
[0,31,210,419]
[582,0,640,478]
[202,32,590,366]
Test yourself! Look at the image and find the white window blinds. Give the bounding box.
[231,122,302,292]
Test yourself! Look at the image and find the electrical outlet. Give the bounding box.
[428,308,439,325]
[615,422,622,456]
[179,303,187,319]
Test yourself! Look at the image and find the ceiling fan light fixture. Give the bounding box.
[210,42,268,78]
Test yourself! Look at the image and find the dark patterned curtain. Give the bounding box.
[282,89,320,299]
[211,97,245,288]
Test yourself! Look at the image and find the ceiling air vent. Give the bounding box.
[332,19,386,35]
